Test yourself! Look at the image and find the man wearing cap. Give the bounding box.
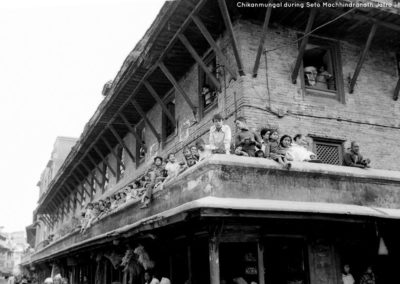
[141,156,166,208]
[343,141,371,168]
[209,113,232,154]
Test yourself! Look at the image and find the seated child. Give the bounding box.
[269,131,293,170]
[164,153,184,183]
[255,149,265,158]
[80,203,94,233]
[183,146,197,167]
[190,145,200,161]
[141,156,166,208]
[195,138,213,161]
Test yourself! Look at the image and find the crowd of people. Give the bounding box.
[74,113,371,233]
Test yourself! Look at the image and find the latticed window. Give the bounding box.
[313,139,343,165]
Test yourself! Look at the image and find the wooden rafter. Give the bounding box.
[217,0,245,76]
[71,172,91,197]
[100,136,126,170]
[158,62,197,115]
[129,99,161,142]
[118,113,143,143]
[93,145,117,177]
[191,15,237,79]
[178,33,221,90]
[252,5,272,77]
[81,161,102,188]
[75,167,94,196]
[109,125,136,162]
[143,80,176,125]
[349,24,377,93]
[291,8,317,83]
[87,153,108,182]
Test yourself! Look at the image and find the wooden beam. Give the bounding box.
[178,33,221,90]
[81,161,103,189]
[394,77,400,101]
[349,24,377,93]
[87,153,108,182]
[71,172,91,197]
[257,241,265,284]
[143,80,176,125]
[217,0,245,76]
[191,15,237,79]
[109,125,136,163]
[252,6,272,77]
[118,113,143,143]
[159,62,197,115]
[291,8,317,83]
[93,145,117,177]
[209,237,220,284]
[129,99,161,142]
[100,136,126,170]
[75,167,94,196]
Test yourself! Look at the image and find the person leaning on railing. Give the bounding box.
[343,141,371,169]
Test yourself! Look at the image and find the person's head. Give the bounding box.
[260,128,271,140]
[195,138,206,151]
[183,146,191,158]
[190,145,198,156]
[343,264,351,274]
[212,113,224,129]
[234,117,247,130]
[293,134,308,146]
[86,203,93,210]
[154,156,163,166]
[134,180,141,188]
[167,153,176,163]
[280,135,292,148]
[99,201,105,211]
[269,129,279,141]
[115,193,120,200]
[350,141,360,154]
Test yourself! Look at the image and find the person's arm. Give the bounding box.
[223,125,232,154]
[343,153,365,168]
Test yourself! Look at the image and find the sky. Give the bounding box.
[0,0,166,233]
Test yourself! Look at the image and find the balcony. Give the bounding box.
[26,155,400,264]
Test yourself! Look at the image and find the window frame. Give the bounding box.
[310,136,345,165]
[299,36,345,103]
[198,50,219,119]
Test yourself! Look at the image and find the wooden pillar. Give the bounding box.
[394,77,400,101]
[187,243,193,284]
[257,241,265,284]
[349,23,377,93]
[253,6,272,77]
[291,9,317,83]
[209,237,220,284]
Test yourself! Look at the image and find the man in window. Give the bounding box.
[209,113,231,154]
[343,141,371,168]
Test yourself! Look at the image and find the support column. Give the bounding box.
[209,237,220,284]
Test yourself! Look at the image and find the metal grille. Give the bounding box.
[315,143,341,165]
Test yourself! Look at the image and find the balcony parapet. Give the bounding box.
[25,155,400,265]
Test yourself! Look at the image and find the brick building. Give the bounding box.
[22,1,400,284]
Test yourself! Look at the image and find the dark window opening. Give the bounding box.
[163,91,176,140]
[136,124,146,167]
[300,37,344,102]
[116,146,125,182]
[220,242,259,284]
[264,238,309,284]
[199,52,218,116]
[102,162,109,193]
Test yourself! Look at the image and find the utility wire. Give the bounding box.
[264,7,357,53]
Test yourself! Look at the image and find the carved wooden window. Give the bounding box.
[300,37,344,103]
